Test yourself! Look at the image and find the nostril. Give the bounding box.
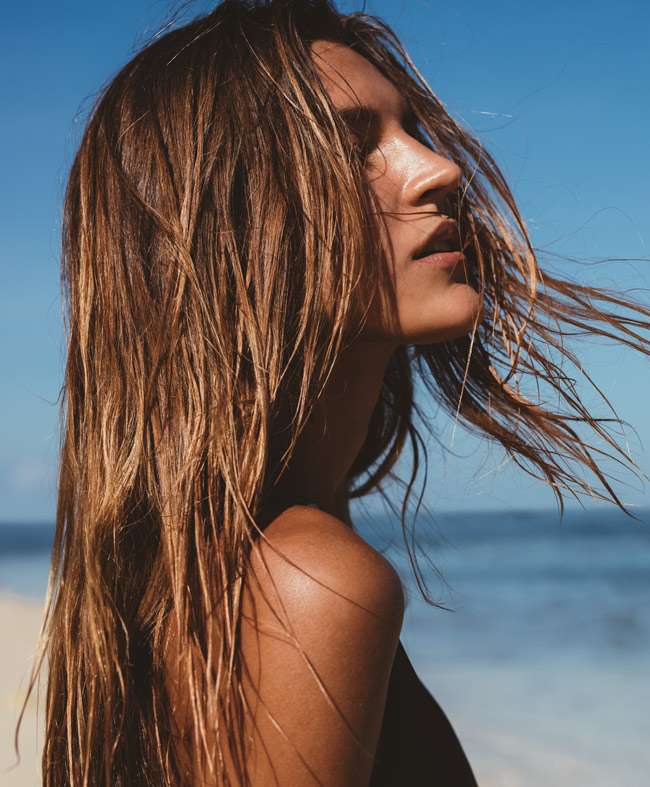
[412,169,461,209]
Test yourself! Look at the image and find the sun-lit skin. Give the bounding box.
[311,39,482,345]
[273,41,483,518]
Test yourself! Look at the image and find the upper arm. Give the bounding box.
[239,506,404,787]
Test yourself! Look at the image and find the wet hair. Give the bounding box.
[18,0,650,784]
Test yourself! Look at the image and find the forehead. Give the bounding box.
[310,39,406,116]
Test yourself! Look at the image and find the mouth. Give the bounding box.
[412,249,465,269]
[411,218,462,262]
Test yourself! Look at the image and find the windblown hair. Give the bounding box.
[18,0,650,784]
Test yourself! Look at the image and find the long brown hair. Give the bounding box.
[18,0,650,784]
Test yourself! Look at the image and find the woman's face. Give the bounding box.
[311,39,481,345]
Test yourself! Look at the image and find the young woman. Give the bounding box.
[21,0,649,784]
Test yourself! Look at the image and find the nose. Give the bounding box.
[403,151,462,211]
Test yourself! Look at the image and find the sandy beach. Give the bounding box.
[1,594,44,787]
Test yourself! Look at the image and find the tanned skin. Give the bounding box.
[231,39,481,786]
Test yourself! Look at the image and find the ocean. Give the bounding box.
[2,506,649,786]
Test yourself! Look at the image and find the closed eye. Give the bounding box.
[339,104,425,159]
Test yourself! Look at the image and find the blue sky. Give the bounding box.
[1,0,648,522]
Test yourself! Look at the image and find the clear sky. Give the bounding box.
[1,0,648,522]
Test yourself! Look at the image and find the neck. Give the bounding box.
[274,339,397,523]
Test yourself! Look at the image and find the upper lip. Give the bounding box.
[411,218,461,259]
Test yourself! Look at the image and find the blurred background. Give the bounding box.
[1,1,649,784]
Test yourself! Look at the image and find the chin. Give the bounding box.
[400,283,483,345]
[358,282,483,344]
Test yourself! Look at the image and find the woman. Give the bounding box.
[20,0,649,784]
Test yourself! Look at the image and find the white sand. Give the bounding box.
[1,594,44,787]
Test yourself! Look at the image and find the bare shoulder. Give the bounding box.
[249,505,404,620]
[239,505,404,786]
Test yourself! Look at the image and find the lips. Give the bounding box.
[412,250,464,269]
[411,219,460,260]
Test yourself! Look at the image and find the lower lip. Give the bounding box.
[412,251,464,268]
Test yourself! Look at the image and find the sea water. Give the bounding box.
[2,507,649,786]
[359,507,650,787]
